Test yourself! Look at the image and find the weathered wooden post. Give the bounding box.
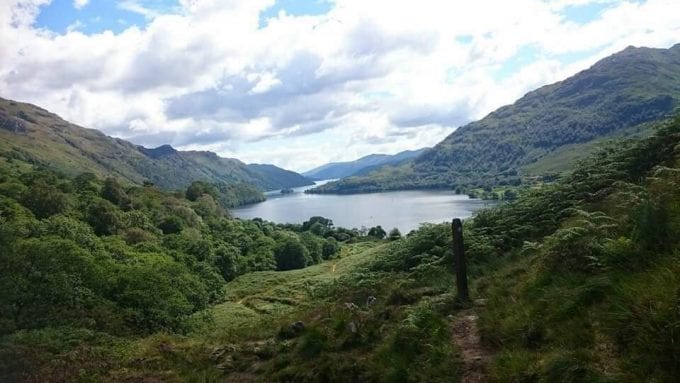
[451,218,469,301]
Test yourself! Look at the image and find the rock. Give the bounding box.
[288,321,305,336]
[366,296,377,306]
[474,298,488,307]
[158,342,174,353]
[17,111,37,124]
[131,357,147,365]
[216,355,235,371]
[245,339,276,359]
[279,321,306,339]
[210,346,227,361]
[290,321,305,333]
[0,113,27,134]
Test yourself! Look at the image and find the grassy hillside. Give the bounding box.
[0,97,312,200]
[311,44,680,194]
[467,116,680,382]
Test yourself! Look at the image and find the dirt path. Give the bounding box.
[451,309,491,383]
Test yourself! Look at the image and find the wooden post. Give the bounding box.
[452,218,469,301]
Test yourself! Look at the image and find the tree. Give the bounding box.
[334,232,351,242]
[368,225,387,239]
[21,182,68,219]
[503,189,518,201]
[322,237,340,259]
[309,222,326,236]
[302,216,333,232]
[39,215,98,250]
[111,255,208,333]
[84,198,121,235]
[186,181,216,202]
[0,237,101,331]
[193,194,223,220]
[158,215,183,234]
[101,177,128,207]
[299,232,323,264]
[388,228,402,241]
[73,172,99,194]
[215,244,240,281]
[274,235,309,271]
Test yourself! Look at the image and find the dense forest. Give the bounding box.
[2,112,678,381]
[311,44,680,195]
[0,157,361,378]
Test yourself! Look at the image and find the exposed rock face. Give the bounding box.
[0,112,27,134]
[289,321,305,334]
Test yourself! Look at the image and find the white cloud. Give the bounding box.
[73,0,88,10]
[66,19,84,32]
[0,0,679,171]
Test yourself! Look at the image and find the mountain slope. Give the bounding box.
[311,44,680,194]
[0,97,312,193]
[302,148,429,180]
[246,163,316,190]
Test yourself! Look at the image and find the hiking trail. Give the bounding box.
[451,307,492,383]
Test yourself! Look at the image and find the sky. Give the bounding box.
[1,0,679,172]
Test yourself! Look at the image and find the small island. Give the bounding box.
[280,188,294,194]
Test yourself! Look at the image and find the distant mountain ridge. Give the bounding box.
[311,44,680,194]
[303,148,430,180]
[0,97,313,195]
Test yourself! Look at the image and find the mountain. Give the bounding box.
[302,148,430,180]
[310,44,680,194]
[0,97,313,196]
[246,163,317,190]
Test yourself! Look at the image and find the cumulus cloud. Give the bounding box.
[0,0,679,171]
[73,0,89,10]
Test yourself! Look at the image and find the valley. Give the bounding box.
[1,6,679,380]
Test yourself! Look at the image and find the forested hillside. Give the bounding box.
[302,148,429,180]
[3,114,677,382]
[0,97,312,202]
[0,158,352,380]
[312,44,680,194]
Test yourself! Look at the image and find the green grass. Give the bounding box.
[474,242,680,382]
[95,242,389,382]
[107,240,467,382]
[203,242,386,338]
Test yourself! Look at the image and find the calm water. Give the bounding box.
[232,181,495,233]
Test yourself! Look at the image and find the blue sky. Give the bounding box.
[562,1,613,24]
[4,0,679,171]
[34,1,617,32]
[35,0,174,34]
[36,0,334,33]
